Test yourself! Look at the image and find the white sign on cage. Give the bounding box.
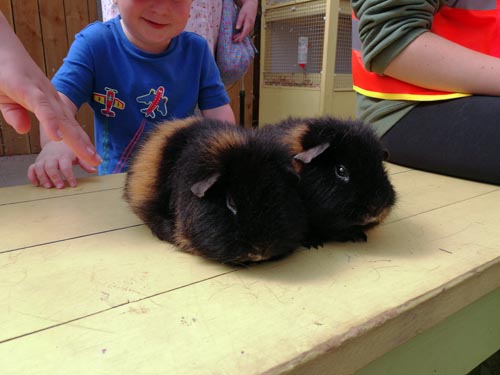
[298,36,308,69]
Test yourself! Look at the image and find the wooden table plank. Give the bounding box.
[1,174,127,254]
[352,288,500,375]
[384,167,499,222]
[0,173,124,206]
[0,225,235,342]
[385,163,411,174]
[0,183,140,252]
[1,183,499,374]
[1,260,498,375]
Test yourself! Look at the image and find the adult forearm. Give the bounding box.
[384,31,500,96]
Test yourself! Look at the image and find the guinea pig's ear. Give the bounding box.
[190,173,221,198]
[294,143,330,164]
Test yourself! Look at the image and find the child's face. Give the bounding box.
[115,0,193,54]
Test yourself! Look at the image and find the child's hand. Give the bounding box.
[27,141,97,189]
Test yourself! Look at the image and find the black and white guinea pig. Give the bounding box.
[124,117,307,264]
[259,116,396,248]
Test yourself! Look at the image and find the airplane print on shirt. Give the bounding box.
[93,87,126,117]
[136,86,168,119]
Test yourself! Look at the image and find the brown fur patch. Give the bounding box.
[170,203,200,255]
[282,122,309,173]
[205,127,246,162]
[173,224,201,256]
[282,122,308,154]
[125,117,197,209]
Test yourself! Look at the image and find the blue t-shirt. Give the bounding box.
[52,16,229,175]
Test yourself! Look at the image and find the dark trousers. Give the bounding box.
[382,96,500,185]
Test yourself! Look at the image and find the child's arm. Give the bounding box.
[201,103,236,124]
[27,93,97,189]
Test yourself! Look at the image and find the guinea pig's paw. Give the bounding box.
[302,238,325,249]
[146,214,176,243]
[150,220,175,242]
[350,231,368,243]
[332,228,368,243]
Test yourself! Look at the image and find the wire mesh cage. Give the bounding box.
[265,0,295,5]
[263,0,326,87]
[333,0,353,91]
[262,0,353,90]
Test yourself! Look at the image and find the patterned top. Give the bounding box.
[186,0,222,54]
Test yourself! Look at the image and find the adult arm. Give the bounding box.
[0,11,101,166]
[353,0,500,95]
[384,31,500,95]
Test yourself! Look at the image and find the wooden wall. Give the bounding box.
[0,0,256,156]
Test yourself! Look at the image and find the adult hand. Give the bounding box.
[0,12,101,167]
[234,0,257,43]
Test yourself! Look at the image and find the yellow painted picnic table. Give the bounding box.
[1,164,499,374]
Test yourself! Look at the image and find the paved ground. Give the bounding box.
[0,154,94,187]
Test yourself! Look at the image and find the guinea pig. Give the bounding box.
[259,116,396,248]
[124,117,307,264]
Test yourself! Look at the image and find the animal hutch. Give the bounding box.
[258,0,355,124]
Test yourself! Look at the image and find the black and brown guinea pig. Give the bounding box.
[124,117,307,264]
[259,116,396,248]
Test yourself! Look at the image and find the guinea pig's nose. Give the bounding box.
[247,245,275,262]
[361,214,379,226]
[363,205,392,226]
[376,206,393,223]
[246,253,265,262]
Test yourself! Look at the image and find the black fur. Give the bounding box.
[260,116,396,248]
[124,118,307,264]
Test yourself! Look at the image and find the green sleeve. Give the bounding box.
[352,0,441,74]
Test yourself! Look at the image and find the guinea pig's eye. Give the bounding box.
[335,164,350,182]
[226,194,237,215]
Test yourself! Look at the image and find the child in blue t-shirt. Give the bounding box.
[28,0,234,189]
